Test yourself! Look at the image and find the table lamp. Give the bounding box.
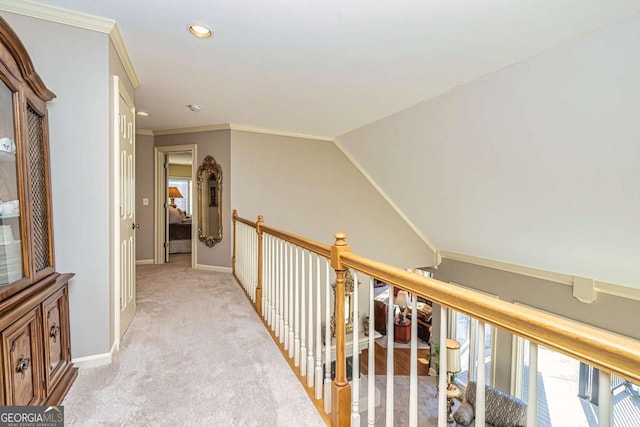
[395,290,408,321]
[446,338,461,389]
[168,186,183,208]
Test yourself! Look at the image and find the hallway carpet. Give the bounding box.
[62,257,325,426]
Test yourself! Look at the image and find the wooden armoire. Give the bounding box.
[0,16,77,405]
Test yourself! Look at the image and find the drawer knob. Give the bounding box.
[16,354,30,379]
[50,324,60,343]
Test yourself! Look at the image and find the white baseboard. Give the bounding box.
[72,340,117,369]
[136,259,154,265]
[195,264,232,273]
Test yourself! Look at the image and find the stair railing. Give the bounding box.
[233,210,640,427]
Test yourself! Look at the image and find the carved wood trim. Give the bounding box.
[0,17,55,102]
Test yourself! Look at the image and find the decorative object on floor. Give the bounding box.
[168,186,183,208]
[197,155,223,247]
[363,315,370,336]
[453,381,528,426]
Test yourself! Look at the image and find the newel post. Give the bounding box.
[256,215,264,317]
[232,209,238,276]
[330,232,352,427]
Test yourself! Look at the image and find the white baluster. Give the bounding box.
[386,289,394,427]
[351,272,360,426]
[244,224,248,293]
[409,293,418,427]
[324,259,332,414]
[255,231,258,302]
[284,243,290,350]
[294,247,301,366]
[476,321,486,426]
[598,370,612,427]
[271,236,277,330]
[261,233,266,317]
[245,225,249,293]
[247,226,250,293]
[306,250,314,386]
[526,342,538,427]
[300,249,307,376]
[438,307,448,427]
[253,230,256,301]
[289,244,295,358]
[266,235,272,325]
[315,255,323,399]
[278,239,284,342]
[368,277,376,426]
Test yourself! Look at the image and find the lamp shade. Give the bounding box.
[168,187,183,199]
[446,338,461,373]
[395,290,408,307]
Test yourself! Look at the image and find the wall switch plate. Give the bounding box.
[142,198,149,206]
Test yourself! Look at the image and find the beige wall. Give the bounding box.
[155,131,231,268]
[230,130,434,268]
[135,134,155,261]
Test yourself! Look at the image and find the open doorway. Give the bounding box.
[166,153,192,264]
[154,145,197,268]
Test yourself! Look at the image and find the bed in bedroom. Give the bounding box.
[168,206,192,254]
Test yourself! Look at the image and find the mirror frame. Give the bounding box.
[197,155,223,247]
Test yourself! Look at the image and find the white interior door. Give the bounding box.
[117,78,136,337]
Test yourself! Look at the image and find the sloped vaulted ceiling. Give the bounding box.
[338,13,640,289]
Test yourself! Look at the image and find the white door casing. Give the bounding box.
[114,75,136,343]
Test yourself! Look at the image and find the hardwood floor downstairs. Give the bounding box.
[360,342,430,376]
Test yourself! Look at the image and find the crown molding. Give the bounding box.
[229,123,334,142]
[333,137,439,264]
[109,23,139,88]
[152,123,335,142]
[153,124,231,136]
[0,0,140,88]
[135,128,154,136]
[441,251,640,301]
[0,0,114,32]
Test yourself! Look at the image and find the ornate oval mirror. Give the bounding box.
[197,155,223,247]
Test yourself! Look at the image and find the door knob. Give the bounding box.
[132,223,140,230]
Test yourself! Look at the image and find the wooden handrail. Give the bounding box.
[340,251,640,385]
[236,216,257,228]
[260,224,332,259]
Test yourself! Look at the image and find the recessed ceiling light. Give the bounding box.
[136,111,150,117]
[187,24,212,39]
[187,104,201,112]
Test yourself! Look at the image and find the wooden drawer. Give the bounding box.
[2,307,44,405]
[42,287,71,395]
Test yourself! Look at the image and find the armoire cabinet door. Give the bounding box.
[0,76,26,290]
[42,286,70,394]
[26,103,55,281]
[2,307,44,405]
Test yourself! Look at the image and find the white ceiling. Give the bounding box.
[28,0,640,137]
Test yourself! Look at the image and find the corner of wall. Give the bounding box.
[333,137,439,265]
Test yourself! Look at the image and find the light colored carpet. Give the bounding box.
[62,256,325,426]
